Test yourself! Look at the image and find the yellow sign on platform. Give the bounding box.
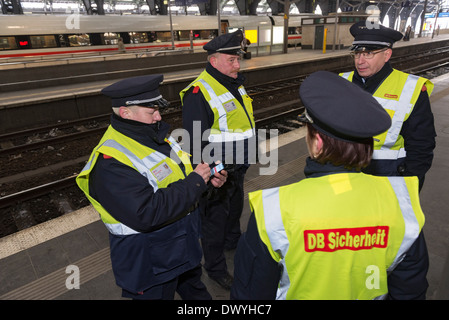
[245,29,258,45]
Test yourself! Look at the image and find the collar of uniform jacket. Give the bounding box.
[304,157,360,178]
[353,62,394,94]
[110,113,170,146]
[206,62,245,88]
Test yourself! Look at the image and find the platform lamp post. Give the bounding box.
[431,1,441,39]
[165,0,175,49]
[332,0,339,51]
[283,0,290,53]
[418,0,428,37]
[217,0,221,36]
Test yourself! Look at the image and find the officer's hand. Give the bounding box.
[193,162,212,184]
[210,170,227,188]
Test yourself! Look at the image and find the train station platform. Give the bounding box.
[1,34,449,302]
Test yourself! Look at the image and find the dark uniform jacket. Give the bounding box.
[352,62,436,190]
[231,158,430,300]
[88,114,207,294]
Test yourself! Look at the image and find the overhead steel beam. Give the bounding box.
[145,0,157,14]
[95,0,105,14]
[82,0,105,14]
[0,0,7,13]
[82,0,93,14]
[1,0,23,14]
[234,0,262,15]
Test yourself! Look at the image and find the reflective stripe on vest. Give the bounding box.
[261,187,290,300]
[197,79,255,142]
[387,176,421,271]
[101,139,161,191]
[253,176,423,300]
[340,70,432,160]
[340,72,351,80]
[371,75,418,160]
[180,71,255,143]
[77,128,190,236]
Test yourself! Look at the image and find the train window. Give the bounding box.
[16,35,31,49]
[178,30,191,41]
[104,32,118,45]
[0,37,17,50]
[199,30,216,40]
[129,32,148,44]
[148,32,157,42]
[68,34,91,46]
[155,31,173,42]
[30,35,57,49]
[288,27,301,34]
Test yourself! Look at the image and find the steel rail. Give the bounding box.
[0,77,303,156]
[0,127,108,156]
[0,100,305,209]
[0,175,77,209]
[0,114,110,141]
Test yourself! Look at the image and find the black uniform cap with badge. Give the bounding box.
[298,71,391,143]
[101,74,170,108]
[350,20,403,52]
[203,29,245,56]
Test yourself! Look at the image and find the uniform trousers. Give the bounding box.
[122,264,211,300]
[201,168,246,278]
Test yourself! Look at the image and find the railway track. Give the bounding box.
[1,47,448,238]
[0,104,304,210]
[0,77,304,238]
[0,175,77,210]
[0,75,305,157]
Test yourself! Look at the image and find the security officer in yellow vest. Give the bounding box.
[340,21,436,191]
[231,71,429,300]
[76,74,227,300]
[180,30,255,290]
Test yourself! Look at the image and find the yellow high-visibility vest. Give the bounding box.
[340,70,433,160]
[249,173,424,300]
[180,70,255,143]
[76,125,193,235]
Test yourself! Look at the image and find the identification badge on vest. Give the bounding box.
[223,101,237,113]
[151,162,173,182]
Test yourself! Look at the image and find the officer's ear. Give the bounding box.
[119,106,132,119]
[308,131,323,159]
[314,132,324,156]
[384,48,393,62]
[209,53,219,68]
